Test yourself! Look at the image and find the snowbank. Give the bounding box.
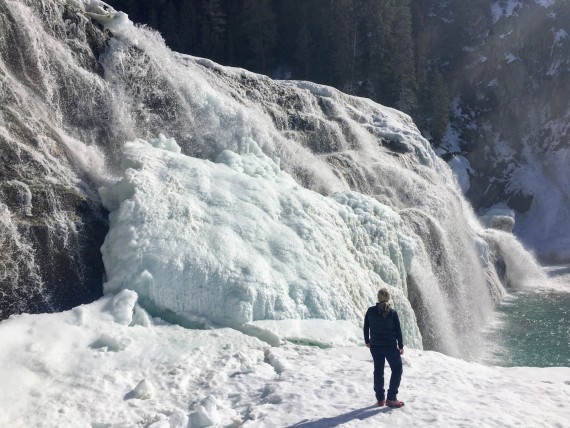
[0,293,270,428]
[0,297,568,427]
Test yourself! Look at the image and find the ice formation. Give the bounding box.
[100,137,422,348]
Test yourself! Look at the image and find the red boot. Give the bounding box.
[377,400,386,407]
[386,399,405,408]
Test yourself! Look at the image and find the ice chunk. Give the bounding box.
[130,379,153,400]
[480,205,516,232]
[147,421,169,428]
[293,81,335,98]
[189,395,219,428]
[90,333,131,352]
[76,1,134,37]
[149,133,182,154]
[168,409,189,428]
[264,349,288,374]
[112,289,138,325]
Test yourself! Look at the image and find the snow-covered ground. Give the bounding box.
[1,293,569,428]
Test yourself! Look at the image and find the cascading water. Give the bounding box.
[0,0,549,359]
[0,0,110,317]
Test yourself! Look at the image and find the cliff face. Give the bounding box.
[0,0,111,317]
[432,1,570,261]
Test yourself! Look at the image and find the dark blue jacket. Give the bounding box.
[363,304,404,349]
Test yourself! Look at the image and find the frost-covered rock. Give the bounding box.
[480,205,516,232]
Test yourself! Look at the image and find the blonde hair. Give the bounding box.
[377,288,392,316]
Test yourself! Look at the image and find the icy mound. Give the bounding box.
[100,136,422,348]
[0,292,270,427]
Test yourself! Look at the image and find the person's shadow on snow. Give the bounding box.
[287,404,391,427]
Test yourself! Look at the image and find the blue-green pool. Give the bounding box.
[482,266,570,367]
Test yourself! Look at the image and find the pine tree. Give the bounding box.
[303,0,336,86]
[160,1,183,52]
[200,0,227,63]
[178,0,199,54]
[239,0,277,73]
[224,1,242,66]
[331,0,359,94]
[148,6,160,32]
[391,0,417,114]
[365,0,396,101]
[426,68,449,145]
[295,21,312,79]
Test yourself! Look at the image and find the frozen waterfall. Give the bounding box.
[0,0,548,358]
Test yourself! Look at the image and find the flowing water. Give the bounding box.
[482,266,570,367]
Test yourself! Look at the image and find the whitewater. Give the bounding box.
[0,0,569,427]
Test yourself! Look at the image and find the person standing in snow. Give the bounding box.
[363,287,405,408]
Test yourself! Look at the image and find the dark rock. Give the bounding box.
[381,138,413,154]
[507,192,534,213]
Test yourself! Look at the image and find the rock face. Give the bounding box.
[428,1,570,261]
[0,0,111,318]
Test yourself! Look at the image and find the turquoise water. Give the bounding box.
[482,266,570,367]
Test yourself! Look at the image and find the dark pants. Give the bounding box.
[370,346,403,401]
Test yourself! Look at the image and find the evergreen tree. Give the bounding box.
[303,0,336,86]
[366,0,397,102]
[239,0,277,73]
[199,0,226,63]
[178,0,199,55]
[143,0,167,31]
[224,1,242,66]
[160,1,183,52]
[330,0,360,94]
[295,21,313,79]
[391,0,417,114]
[423,68,449,145]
